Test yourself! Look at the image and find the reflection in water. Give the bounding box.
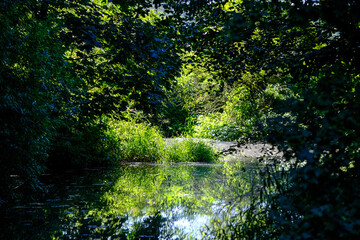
[2,161,261,239]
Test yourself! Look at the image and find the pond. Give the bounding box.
[2,160,261,240]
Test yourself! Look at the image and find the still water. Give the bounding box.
[2,161,260,239]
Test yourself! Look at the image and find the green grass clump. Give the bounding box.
[104,118,165,162]
[164,139,218,163]
[102,117,218,163]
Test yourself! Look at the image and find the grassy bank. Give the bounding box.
[102,117,219,164]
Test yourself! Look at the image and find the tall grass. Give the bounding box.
[163,138,218,163]
[102,118,218,163]
[103,118,165,162]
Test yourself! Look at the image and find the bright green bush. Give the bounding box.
[163,138,218,163]
[188,82,292,141]
[191,113,243,141]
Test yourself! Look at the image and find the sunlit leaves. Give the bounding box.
[213,1,360,239]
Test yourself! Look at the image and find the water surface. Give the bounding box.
[2,161,260,239]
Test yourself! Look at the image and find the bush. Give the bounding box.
[188,82,293,141]
[190,113,243,141]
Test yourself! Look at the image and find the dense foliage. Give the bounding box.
[1,0,185,200]
[0,0,75,198]
[199,1,360,239]
[1,0,360,239]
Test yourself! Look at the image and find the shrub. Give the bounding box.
[188,82,293,141]
[190,113,243,141]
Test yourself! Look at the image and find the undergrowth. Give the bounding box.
[102,117,218,163]
[163,138,218,163]
[187,83,293,141]
[103,118,165,162]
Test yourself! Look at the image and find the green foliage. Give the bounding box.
[156,63,224,137]
[101,117,218,163]
[3,1,359,238]
[174,64,226,114]
[195,0,360,239]
[190,80,292,141]
[103,117,166,162]
[162,108,192,137]
[190,113,240,141]
[164,139,219,163]
[0,0,77,200]
[156,97,192,137]
[167,56,294,141]
[0,0,186,200]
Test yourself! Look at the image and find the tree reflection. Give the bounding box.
[5,161,261,239]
